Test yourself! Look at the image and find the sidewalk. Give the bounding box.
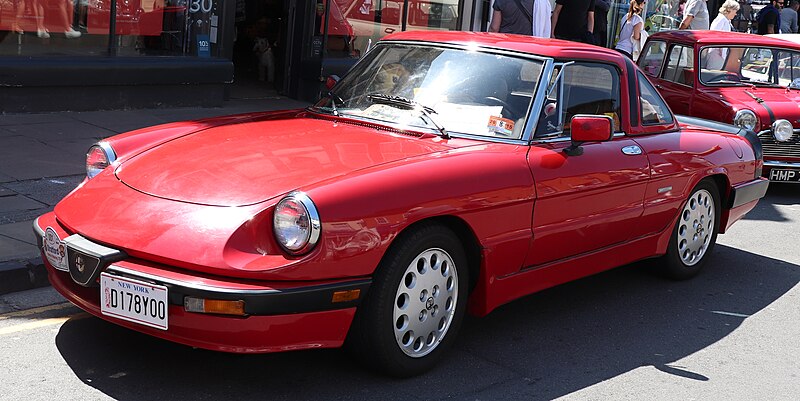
[0,88,310,295]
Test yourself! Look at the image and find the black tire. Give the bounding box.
[347,223,469,377]
[656,179,721,280]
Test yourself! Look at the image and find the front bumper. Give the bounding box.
[34,212,371,353]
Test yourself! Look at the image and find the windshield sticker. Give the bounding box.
[436,103,503,136]
[43,227,68,271]
[487,116,515,136]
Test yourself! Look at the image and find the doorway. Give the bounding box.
[231,0,287,97]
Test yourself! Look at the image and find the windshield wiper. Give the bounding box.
[366,93,449,139]
[748,81,783,88]
[707,79,749,86]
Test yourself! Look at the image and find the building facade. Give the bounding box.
[0,0,720,112]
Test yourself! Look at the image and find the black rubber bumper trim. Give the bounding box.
[105,265,372,316]
[728,178,770,209]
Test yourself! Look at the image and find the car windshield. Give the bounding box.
[312,43,544,139]
[699,46,800,88]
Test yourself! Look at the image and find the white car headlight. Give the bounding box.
[733,109,759,131]
[772,119,794,142]
[86,142,116,179]
[273,192,320,255]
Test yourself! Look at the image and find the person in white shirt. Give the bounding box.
[614,0,645,59]
[706,1,740,70]
[710,0,740,32]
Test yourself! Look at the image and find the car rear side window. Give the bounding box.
[638,71,674,125]
[663,45,694,86]
[638,40,667,77]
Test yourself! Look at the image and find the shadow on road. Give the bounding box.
[54,244,799,400]
[743,183,798,222]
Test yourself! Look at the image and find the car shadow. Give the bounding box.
[54,244,799,400]
[743,183,798,222]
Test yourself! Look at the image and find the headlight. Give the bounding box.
[86,142,116,179]
[733,109,758,131]
[772,119,794,142]
[273,192,320,255]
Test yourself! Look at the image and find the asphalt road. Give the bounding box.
[0,185,798,401]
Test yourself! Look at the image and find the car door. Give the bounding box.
[643,42,694,116]
[525,61,650,267]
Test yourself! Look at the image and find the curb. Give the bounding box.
[0,257,49,296]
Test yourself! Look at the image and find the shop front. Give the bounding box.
[0,0,474,111]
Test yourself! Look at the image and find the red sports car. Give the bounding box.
[35,31,767,377]
[639,30,800,183]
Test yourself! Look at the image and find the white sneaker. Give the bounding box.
[37,29,50,39]
[65,28,81,39]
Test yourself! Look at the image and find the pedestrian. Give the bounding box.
[756,0,781,34]
[551,0,597,44]
[732,0,754,32]
[489,0,534,35]
[679,0,710,29]
[614,0,646,60]
[710,0,740,32]
[594,0,612,47]
[781,0,799,33]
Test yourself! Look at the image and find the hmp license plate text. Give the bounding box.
[104,283,166,320]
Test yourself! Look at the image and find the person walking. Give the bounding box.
[489,0,534,35]
[711,0,740,31]
[781,0,799,33]
[614,0,645,59]
[551,0,597,44]
[594,0,612,47]
[756,0,781,34]
[680,0,710,29]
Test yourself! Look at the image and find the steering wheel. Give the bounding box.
[482,96,523,118]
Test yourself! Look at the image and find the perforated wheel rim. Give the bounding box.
[392,248,459,358]
[676,189,715,267]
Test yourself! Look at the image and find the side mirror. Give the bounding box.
[564,115,614,156]
[570,115,613,142]
[325,75,341,90]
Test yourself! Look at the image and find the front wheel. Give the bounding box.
[347,224,469,377]
[656,179,721,280]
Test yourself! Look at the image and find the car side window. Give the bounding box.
[638,71,674,125]
[662,45,694,86]
[638,40,667,77]
[535,62,622,137]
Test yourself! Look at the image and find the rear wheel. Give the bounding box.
[657,179,721,280]
[347,223,469,377]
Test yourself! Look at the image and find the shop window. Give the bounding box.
[0,0,219,57]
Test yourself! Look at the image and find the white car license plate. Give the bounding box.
[769,168,800,182]
[100,272,168,330]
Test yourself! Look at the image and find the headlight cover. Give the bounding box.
[733,109,758,131]
[86,142,116,179]
[772,119,794,142]
[273,192,321,255]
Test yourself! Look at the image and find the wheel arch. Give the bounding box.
[386,216,482,294]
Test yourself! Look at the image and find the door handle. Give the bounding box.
[655,84,662,89]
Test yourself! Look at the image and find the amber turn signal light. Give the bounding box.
[331,289,361,303]
[184,297,246,316]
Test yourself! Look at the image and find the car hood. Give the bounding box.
[720,87,800,128]
[115,115,455,206]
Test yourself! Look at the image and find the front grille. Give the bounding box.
[758,130,800,159]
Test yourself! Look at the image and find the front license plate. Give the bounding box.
[100,273,168,330]
[768,168,800,182]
